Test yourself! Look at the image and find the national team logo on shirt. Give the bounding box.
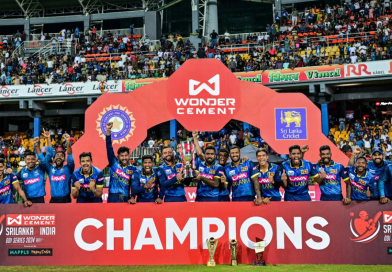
[209,169,215,174]
[96,104,136,144]
[275,108,307,140]
[126,170,133,175]
[301,169,308,175]
[330,169,337,174]
[241,167,248,172]
[358,179,366,185]
[350,211,381,243]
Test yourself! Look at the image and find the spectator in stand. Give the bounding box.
[210,30,218,47]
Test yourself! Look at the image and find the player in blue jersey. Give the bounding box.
[38,129,75,203]
[194,146,224,202]
[158,146,186,202]
[192,130,230,201]
[312,145,350,203]
[106,122,136,203]
[348,146,382,199]
[129,155,163,203]
[255,148,282,203]
[281,145,319,201]
[345,156,376,201]
[71,152,104,203]
[378,164,392,204]
[224,146,262,204]
[1,159,32,205]
[10,137,47,203]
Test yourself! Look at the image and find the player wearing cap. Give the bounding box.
[106,122,136,203]
[1,158,32,205]
[348,146,384,200]
[281,145,318,201]
[312,145,349,202]
[255,148,282,203]
[38,129,74,203]
[345,155,376,201]
[158,146,185,202]
[194,146,224,202]
[9,137,47,203]
[224,146,262,204]
[71,152,104,203]
[129,155,163,203]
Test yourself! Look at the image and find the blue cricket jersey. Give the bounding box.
[106,135,136,197]
[346,166,377,201]
[157,160,184,197]
[224,159,259,198]
[71,166,104,200]
[367,160,388,199]
[131,167,162,200]
[378,165,392,198]
[196,161,223,198]
[313,161,347,197]
[37,147,75,198]
[281,159,318,195]
[0,174,18,204]
[256,162,282,198]
[13,163,47,199]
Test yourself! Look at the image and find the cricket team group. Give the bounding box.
[0,122,391,205]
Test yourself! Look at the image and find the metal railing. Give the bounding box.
[31,41,76,59]
[130,147,159,159]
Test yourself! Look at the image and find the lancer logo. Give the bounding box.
[350,211,381,243]
[189,74,220,96]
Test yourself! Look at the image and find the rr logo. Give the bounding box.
[346,64,371,76]
[189,74,220,96]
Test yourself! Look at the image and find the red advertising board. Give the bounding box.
[0,202,391,265]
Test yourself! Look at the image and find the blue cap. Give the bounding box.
[372,147,384,155]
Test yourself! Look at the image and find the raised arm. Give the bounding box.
[33,137,41,155]
[63,134,75,173]
[348,147,361,167]
[281,168,288,188]
[105,122,116,167]
[192,130,205,161]
[42,128,52,148]
[71,174,81,199]
[301,145,309,159]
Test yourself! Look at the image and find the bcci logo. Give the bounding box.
[96,105,136,144]
[275,108,307,140]
[350,211,382,243]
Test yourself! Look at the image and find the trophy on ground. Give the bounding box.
[230,239,238,266]
[178,141,196,179]
[206,237,218,266]
[253,237,266,266]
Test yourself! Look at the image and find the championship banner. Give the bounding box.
[345,60,392,78]
[0,202,391,265]
[236,65,344,84]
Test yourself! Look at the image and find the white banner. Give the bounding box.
[345,60,392,78]
[0,80,122,99]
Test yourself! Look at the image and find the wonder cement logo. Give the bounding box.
[189,74,220,96]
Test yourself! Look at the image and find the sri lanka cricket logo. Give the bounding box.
[96,105,136,144]
[350,211,381,243]
[281,111,301,128]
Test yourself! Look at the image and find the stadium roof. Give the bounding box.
[0,0,163,18]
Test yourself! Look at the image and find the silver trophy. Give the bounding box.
[179,141,196,179]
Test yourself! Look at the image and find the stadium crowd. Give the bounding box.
[3,0,392,84]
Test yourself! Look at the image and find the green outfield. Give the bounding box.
[0,265,390,272]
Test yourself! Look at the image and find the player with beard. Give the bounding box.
[106,122,136,203]
[224,146,262,204]
[129,155,163,203]
[312,145,349,203]
[349,147,386,200]
[281,145,319,201]
[345,155,376,202]
[255,148,282,203]
[38,129,74,203]
[1,158,32,205]
[194,146,224,202]
[157,146,185,202]
[71,152,104,203]
[9,137,47,203]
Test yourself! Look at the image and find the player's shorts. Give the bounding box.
[232,195,255,202]
[76,197,103,203]
[164,195,187,202]
[218,195,231,202]
[50,195,71,203]
[320,194,343,201]
[137,198,156,203]
[284,192,311,201]
[27,196,45,203]
[195,195,219,202]
[108,193,129,203]
[263,196,281,201]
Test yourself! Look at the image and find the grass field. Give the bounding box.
[0,265,390,272]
